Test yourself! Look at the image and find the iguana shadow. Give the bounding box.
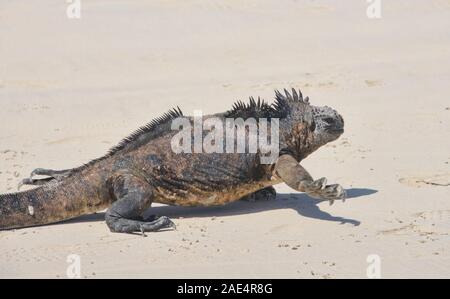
[67,188,376,227]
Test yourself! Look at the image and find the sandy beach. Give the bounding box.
[1,0,449,278]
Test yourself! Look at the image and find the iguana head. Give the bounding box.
[310,104,344,145]
[275,89,344,160]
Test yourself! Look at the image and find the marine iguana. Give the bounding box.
[0,89,346,234]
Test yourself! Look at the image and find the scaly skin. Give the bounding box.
[0,89,346,234]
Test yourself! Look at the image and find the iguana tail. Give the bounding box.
[0,173,111,230]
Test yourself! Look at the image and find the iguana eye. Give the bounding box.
[323,117,334,124]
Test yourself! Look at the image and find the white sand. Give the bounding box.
[1,0,449,278]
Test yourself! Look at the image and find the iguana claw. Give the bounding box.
[140,226,147,237]
[168,220,177,231]
[312,177,327,190]
[303,178,346,204]
[17,179,26,191]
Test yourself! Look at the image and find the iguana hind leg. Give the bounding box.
[30,168,72,179]
[275,154,346,205]
[18,168,72,189]
[18,177,54,190]
[241,186,277,201]
[105,173,176,235]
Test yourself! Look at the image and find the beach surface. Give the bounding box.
[1,0,449,278]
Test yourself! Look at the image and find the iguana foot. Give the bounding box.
[301,177,346,205]
[139,216,176,236]
[241,186,277,202]
[18,168,72,189]
[30,168,71,179]
[108,215,175,236]
[108,217,175,235]
[18,177,54,190]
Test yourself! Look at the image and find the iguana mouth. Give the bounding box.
[326,127,344,134]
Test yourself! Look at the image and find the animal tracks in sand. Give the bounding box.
[45,136,86,146]
[0,150,30,191]
[399,174,450,187]
[379,210,450,243]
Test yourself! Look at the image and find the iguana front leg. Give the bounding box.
[274,154,346,205]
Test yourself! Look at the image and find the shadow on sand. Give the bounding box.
[63,188,377,227]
